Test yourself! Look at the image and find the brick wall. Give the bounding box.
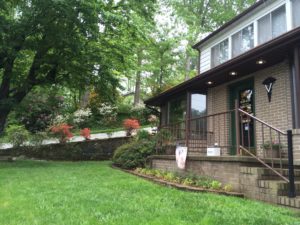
[205,61,297,159]
[152,157,242,191]
[254,61,292,157]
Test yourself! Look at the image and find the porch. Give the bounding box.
[154,102,298,200]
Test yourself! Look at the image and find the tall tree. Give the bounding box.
[0,0,156,133]
[167,0,257,80]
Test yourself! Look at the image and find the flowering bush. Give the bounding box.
[15,90,65,132]
[98,103,117,125]
[51,114,69,125]
[73,108,92,128]
[50,124,73,143]
[148,115,158,126]
[80,128,91,140]
[123,119,140,136]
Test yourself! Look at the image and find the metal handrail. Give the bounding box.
[239,146,289,183]
[238,108,286,135]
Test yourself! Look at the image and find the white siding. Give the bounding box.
[200,48,211,73]
[198,0,293,73]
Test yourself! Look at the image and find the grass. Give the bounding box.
[73,125,152,135]
[0,161,299,225]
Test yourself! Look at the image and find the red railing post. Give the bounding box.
[235,100,240,155]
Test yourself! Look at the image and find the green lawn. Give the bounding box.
[0,161,299,225]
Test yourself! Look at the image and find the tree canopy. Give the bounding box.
[0,0,157,133]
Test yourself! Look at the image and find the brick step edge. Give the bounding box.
[112,165,244,198]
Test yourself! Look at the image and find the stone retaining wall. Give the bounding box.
[4,137,130,161]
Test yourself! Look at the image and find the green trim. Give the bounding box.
[228,78,255,155]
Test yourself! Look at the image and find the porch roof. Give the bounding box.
[145,27,300,107]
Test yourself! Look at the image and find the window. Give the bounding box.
[232,24,254,57]
[211,39,229,67]
[161,104,168,126]
[292,0,300,28]
[191,94,206,118]
[258,5,286,45]
[190,94,207,138]
[168,95,186,124]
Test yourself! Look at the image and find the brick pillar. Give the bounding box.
[292,129,300,161]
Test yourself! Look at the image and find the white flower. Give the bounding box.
[73,108,92,124]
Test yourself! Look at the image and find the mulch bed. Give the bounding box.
[112,165,244,198]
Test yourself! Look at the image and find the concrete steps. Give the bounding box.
[241,166,300,209]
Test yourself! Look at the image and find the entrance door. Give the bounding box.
[229,79,255,155]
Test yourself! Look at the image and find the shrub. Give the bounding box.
[73,108,92,128]
[80,128,91,140]
[164,172,176,182]
[136,130,151,141]
[98,102,117,125]
[123,119,140,136]
[113,139,155,169]
[6,125,30,147]
[30,131,49,146]
[50,124,73,143]
[51,114,69,125]
[14,89,65,132]
[182,178,194,186]
[211,180,222,190]
[131,106,152,125]
[224,184,233,192]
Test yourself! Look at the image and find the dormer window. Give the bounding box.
[292,0,300,28]
[211,39,229,67]
[232,24,254,58]
[258,5,286,45]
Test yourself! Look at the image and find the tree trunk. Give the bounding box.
[0,109,10,134]
[80,89,90,108]
[134,49,143,106]
[185,55,191,81]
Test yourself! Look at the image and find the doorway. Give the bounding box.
[229,78,255,155]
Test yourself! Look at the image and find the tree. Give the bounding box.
[166,0,257,80]
[0,0,156,134]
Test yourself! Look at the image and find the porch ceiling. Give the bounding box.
[145,27,300,107]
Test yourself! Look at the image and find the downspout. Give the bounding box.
[289,45,300,129]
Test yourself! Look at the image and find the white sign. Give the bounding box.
[207,147,221,156]
[176,146,187,169]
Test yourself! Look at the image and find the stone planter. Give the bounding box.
[264,148,279,158]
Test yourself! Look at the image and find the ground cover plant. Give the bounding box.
[0,160,299,225]
[134,168,232,192]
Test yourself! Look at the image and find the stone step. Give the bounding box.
[257,180,300,196]
[277,196,300,209]
[258,168,300,180]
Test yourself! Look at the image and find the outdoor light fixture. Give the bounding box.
[229,71,237,76]
[262,77,276,102]
[207,81,213,85]
[256,59,266,65]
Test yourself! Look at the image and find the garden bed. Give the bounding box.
[115,166,244,198]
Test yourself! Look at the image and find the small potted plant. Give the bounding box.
[261,141,283,158]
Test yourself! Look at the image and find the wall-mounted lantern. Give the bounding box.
[262,77,276,102]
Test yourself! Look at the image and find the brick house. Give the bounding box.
[145,0,300,208]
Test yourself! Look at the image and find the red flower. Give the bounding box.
[123,119,140,136]
[80,128,91,140]
[50,124,73,143]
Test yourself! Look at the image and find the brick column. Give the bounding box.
[292,129,300,161]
